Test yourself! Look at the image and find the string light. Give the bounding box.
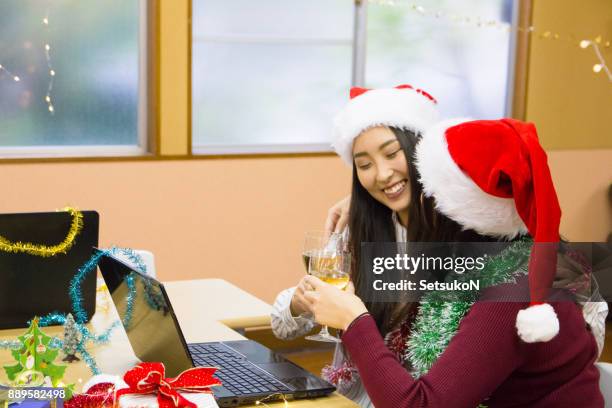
[369,0,511,30]
[579,40,612,82]
[0,63,20,83]
[368,1,612,83]
[254,393,290,407]
[42,9,55,114]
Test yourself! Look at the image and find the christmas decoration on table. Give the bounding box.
[0,207,83,257]
[95,279,112,315]
[116,362,221,408]
[0,340,21,351]
[63,374,126,408]
[61,314,80,363]
[34,247,148,375]
[64,363,222,408]
[0,245,165,376]
[2,318,74,399]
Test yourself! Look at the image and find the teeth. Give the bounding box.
[384,181,405,195]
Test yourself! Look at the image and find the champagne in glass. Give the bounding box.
[302,231,350,343]
[308,253,350,290]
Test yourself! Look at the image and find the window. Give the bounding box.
[192,0,354,154]
[192,0,517,154]
[364,0,515,119]
[0,0,146,158]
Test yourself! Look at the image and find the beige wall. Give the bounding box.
[0,158,350,303]
[525,0,612,242]
[547,150,611,241]
[526,0,612,150]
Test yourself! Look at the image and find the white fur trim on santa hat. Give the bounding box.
[332,87,440,166]
[415,118,528,239]
[516,303,560,342]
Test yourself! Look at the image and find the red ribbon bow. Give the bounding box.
[115,362,222,408]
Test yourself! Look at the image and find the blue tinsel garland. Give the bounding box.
[1,247,148,375]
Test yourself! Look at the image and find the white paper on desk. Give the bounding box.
[119,392,219,408]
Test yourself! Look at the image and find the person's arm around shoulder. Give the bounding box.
[324,195,351,238]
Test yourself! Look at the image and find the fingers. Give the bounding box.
[302,289,320,304]
[324,209,340,239]
[334,210,349,234]
[346,281,355,295]
[325,195,351,238]
[334,195,351,233]
[303,275,324,290]
[297,276,314,292]
[291,276,316,315]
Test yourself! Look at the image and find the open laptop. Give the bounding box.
[97,251,335,408]
[0,210,99,329]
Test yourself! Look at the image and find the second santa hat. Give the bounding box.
[415,117,562,343]
[332,84,440,165]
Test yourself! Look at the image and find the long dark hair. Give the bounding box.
[348,127,489,334]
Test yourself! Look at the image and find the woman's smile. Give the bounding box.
[382,179,408,199]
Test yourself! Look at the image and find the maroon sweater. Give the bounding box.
[341,301,603,408]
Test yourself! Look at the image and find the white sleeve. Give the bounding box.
[270,287,316,340]
[582,301,608,359]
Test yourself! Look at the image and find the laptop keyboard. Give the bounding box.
[188,343,293,396]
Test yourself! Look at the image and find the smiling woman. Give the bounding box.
[352,127,411,226]
[271,85,605,407]
[270,85,472,406]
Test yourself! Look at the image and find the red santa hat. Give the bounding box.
[332,84,440,165]
[415,118,562,343]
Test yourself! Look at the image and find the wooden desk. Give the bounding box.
[164,279,273,334]
[0,279,357,407]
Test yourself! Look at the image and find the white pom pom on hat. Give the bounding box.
[516,303,560,342]
[331,84,441,166]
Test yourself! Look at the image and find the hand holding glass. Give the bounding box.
[302,231,350,342]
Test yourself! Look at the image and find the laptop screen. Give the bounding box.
[0,210,99,329]
[97,252,194,377]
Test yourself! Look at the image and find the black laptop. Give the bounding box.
[97,251,335,408]
[0,210,99,329]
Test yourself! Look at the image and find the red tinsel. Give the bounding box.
[65,382,116,408]
[321,362,357,386]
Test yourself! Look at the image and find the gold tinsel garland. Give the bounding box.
[0,207,83,257]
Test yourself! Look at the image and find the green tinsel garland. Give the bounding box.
[407,239,533,378]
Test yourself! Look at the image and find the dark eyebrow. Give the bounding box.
[353,139,399,158]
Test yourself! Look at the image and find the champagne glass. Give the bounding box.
[302,231,343,272]
[302,231,350,342]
